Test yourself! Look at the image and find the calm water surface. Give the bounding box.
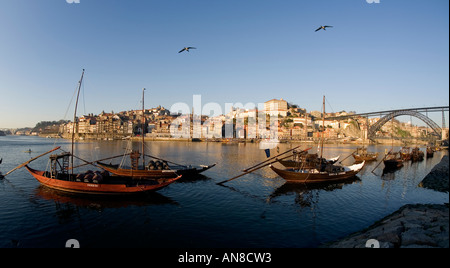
[0,136,448,248]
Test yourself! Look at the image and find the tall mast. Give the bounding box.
[320,95,325,161]
[142,88,146,169]
[71,69,85,175]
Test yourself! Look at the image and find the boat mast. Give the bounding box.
[320,95,325,161]
[71,69,85,176]
[142,88,146,169]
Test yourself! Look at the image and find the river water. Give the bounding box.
[0,136,448,248]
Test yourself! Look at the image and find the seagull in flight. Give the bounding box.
[315,25,333,32]
[179,47,196,53]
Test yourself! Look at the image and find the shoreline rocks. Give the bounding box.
[419,155,449,193]
[324,153,449,248]
[325,204,449,248]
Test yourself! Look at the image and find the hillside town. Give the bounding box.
[2,98,448,144]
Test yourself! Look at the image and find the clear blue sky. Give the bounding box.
[0,0,448,128]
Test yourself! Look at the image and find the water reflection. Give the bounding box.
[269,177,361,208]
[178,174,212,183]
[34,185,177,212]
[1,136,448,248]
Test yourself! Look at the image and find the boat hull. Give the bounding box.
[270,162,364,184]
[97,162,216,178]
[97,162,179,179]
[383,160,403,171]
[352,153,378,162]
[25,166,181,195]
[176,164,217,176]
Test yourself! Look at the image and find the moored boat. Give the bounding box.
[411,147,424,162]
[97,160,216,178]
[20,70,182,195]
[270,161,365,184]
[96,88,215,179]
[426,146,434,158]
[24,150,181,195]
[400,147,412,161]
[383,152,404,170]
[352,147,378,163]
[277,152,340,168]
[270,96,365,184]
[25,164,180,195]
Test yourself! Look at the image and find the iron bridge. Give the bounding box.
[324,106,449,141]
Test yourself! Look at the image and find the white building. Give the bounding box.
[264,99,288,117]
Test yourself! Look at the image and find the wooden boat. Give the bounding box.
[270,161,365,184]
[270,96,365,184]
[411,147,424,162]
[400,147,412,161]
[25,157,181,195]
[352,147,378,163]
[97,159,216,178]
[96,89,215,179]
[426,146,434,158]
[19,71,181,195]
[383,152,404,170]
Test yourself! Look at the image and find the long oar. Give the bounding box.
[3,147,61,177]
[70,154,130,170]
[242,145,303,172]
[218,147,311,185]
[339,149,358,164]
[371,148,393,173]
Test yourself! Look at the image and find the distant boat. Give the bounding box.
[411,147,424,162]
[352,147,378,163]
[383,151,404,170]
[426,146,434,158]
[400,147,412,161]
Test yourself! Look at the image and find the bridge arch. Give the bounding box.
[368,110,442,140]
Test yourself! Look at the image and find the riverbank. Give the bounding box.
[38,132,440,146]
[325,154,449,248]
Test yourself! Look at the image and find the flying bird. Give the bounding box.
[315,25,333,32]
[178,47,196,53]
